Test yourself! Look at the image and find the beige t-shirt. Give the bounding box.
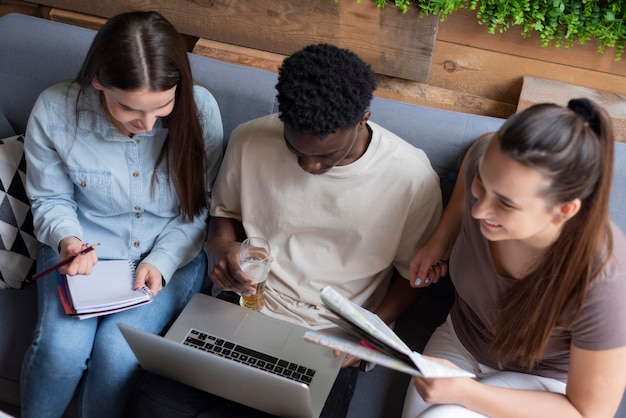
[210,114,442,329]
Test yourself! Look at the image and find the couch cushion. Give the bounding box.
[0,283,38,405]
[0,112,14,139]
[0,14,96,138]
[0,135,37,289]
[189,53,279,143]
[610,142,626,233]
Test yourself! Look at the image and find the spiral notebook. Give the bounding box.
[58,260,153,319]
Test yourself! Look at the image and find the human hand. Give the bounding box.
[58,236,98,276]
[134,262,163,296]
[409,239,450,288]
[333,350,362,369]
[412,357,473,405]
[206,240,256,295]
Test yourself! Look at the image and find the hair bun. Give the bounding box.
[567,98,595,123]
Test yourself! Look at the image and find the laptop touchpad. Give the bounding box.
[235,315,293,351]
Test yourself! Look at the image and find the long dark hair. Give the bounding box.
[75,11,208,221]
[491,98,614,368]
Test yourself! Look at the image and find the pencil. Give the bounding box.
[32,243,101,280]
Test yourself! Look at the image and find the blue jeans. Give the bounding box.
[20,244,206,418]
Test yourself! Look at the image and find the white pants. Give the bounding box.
[401,316,566,418]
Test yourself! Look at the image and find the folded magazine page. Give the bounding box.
[320,285,410,355]
[307,286,475,378]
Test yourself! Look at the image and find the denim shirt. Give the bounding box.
[25,81,223,282]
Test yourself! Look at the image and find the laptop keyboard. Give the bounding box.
[183,328,316,386]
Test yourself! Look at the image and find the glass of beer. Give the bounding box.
[238,237,271,311]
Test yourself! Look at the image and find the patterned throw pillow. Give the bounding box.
[0,135,37,288]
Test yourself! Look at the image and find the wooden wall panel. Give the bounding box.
[374,74,516,119]
[33,0,439,82]
[4,1,624,121]
[44,6,515,118]
[437,9,626,78]
[432,8,626,110]
[48,9,199,51]
[0,0,44,17]
[193,38,284,74]
[430,41,626,107]
[518,76,626,142]
[49,8,104,30]
[193,38,516,118]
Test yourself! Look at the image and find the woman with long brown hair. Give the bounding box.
[21,11,223,417]
[403,98,626,417]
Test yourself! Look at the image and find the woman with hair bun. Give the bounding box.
[403,98,626,417]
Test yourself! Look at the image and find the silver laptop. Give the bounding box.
[118,293,344,418]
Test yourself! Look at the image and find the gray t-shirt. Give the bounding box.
[449,139,626,382]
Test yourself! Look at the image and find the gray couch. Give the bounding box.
[1,13,624,417]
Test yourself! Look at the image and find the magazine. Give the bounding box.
[303,286,475,378]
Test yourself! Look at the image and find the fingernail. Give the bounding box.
[414,278,422,286]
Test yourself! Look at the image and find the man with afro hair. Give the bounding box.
[276,43,377,141]
[208,43,441,328]
[127,43,442,417]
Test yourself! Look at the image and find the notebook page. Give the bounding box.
[65,260,151,313]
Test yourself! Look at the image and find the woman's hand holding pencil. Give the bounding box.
[33,238,100,280]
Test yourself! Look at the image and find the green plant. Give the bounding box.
[359,0,625,60]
